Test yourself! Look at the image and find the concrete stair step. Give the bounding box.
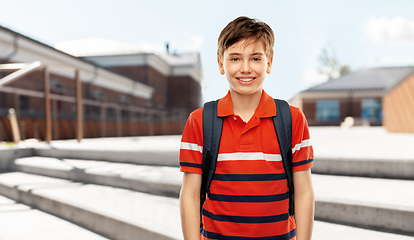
[0,172,413,240]
[0,172,182,240]
[12,156,182,198]
[310,127,414,180]
[312,157,414,180]
[0,194,110,240]
[0,148,33,171]
[31,136,181,167]
[10,156,414,235]
[313,174,414,235]
[312,221,414,240]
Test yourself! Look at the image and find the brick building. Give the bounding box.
[290,67,414,132]
[383,70,414,133]
[0,26,202,142]
[55,38,202,114]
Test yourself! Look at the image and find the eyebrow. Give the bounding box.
[228,52,264,56]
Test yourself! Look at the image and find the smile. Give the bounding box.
[237,77,255,82]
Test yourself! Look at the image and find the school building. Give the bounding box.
[0,25,202,142]
[290,66,414,133]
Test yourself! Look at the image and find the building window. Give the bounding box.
[152,114,161,122]
[50,78,67,94]
[316,100,340,122]
[91,89,106,102]
[119,95,131,105]
[92,106,100,116]
[361,99,382,120]
[1,93,7,107]
[19,96,29,110]
[122,110,130,120]
[157,103,164,110]
[107,108,116,120]
[145,101,152,108]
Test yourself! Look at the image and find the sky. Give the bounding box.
[1,0,414,102]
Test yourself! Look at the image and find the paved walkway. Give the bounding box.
[2,135,181,152]
[0,194,109,240]
[3,126,413,161]
[309,126,414,160]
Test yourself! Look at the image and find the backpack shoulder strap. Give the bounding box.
[201,100,223,213]
[273,99,294,216]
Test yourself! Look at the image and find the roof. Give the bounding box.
[54,38,151,57]
[158,52,200,67]
[303,67,414,92]
[55,38,201,67]
[0,25,154,98]
[0,25,103,69]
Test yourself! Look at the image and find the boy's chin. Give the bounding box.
[230,87,263,96]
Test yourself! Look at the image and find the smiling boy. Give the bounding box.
[179,16,314,240]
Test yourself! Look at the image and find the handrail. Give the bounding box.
[0,61,188,142]
[0,85,183,116]
[0,61,42,87]
[7,108,20,143]
[0,63,32,70]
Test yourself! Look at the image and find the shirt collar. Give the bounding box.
[217,90,276,118]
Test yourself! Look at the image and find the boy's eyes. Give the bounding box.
[229,57,261,62]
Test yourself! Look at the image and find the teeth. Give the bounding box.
[239,78,254,82]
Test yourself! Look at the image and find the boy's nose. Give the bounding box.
[240,61,252,73]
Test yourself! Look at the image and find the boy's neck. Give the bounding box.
[230,89,262,122]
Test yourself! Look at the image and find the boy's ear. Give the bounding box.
[217,57,225,75]
[266,55,273,74]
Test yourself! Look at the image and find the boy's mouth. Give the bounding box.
[237,77,255,82]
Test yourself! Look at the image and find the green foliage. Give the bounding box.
[318,47,351,80]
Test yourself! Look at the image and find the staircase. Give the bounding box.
[0,128,413,240]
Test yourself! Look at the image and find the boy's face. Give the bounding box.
[218,38,273,97]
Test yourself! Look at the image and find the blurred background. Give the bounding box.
[0,0,413,239]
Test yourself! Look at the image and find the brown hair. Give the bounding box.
[217,16,275,59]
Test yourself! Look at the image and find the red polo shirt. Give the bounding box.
[180,90,314,240]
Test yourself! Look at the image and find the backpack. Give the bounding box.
[200,98,294,218]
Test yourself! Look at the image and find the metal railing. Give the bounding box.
[0,61,188,143]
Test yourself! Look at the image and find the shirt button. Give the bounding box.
[233,117,237,120]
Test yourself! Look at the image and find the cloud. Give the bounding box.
[365,16,414,44]
[374,55,414,66]
[300,70,329,90]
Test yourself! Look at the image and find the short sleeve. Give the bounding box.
[290,106,314,172]
[179,108,204,174]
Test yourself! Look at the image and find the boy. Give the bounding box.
[179,16,314,240]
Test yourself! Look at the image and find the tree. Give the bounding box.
[318,47,351,80]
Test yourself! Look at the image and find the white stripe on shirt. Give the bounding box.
[217,152,282,162]
[181,139,311,158]
[292,139,311,154]
[180,142,203,153]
